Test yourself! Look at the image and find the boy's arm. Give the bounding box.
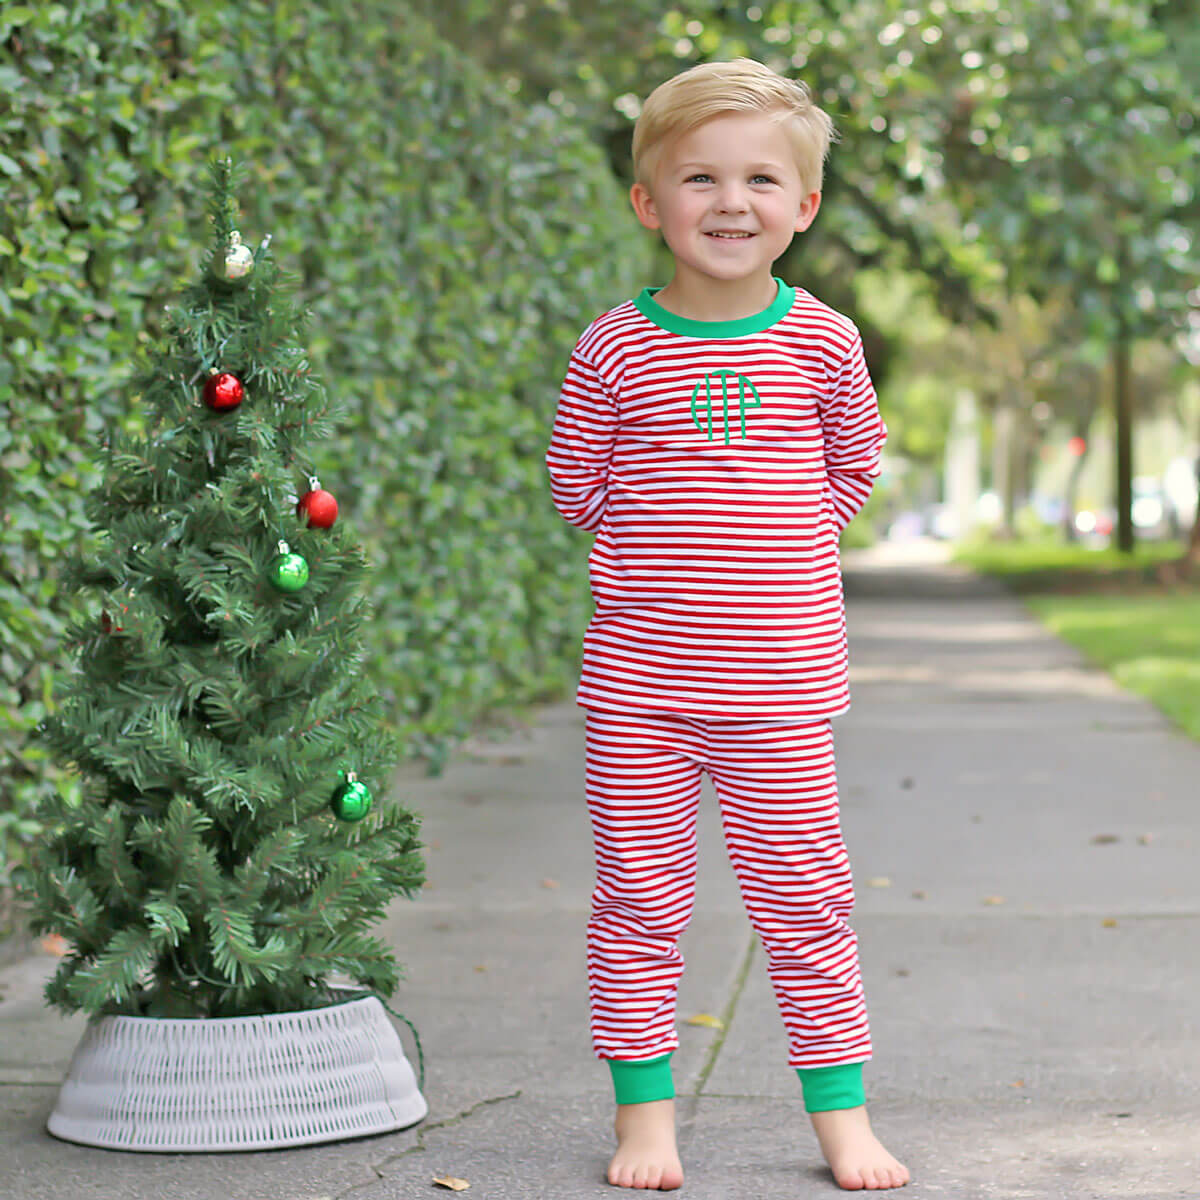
[545,348,617,532]
[820,332,887,534]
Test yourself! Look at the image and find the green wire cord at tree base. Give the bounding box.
[330,988,425,1092]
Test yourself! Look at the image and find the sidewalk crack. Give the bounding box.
[692,932,757,1098]
[333,1090,522,1198]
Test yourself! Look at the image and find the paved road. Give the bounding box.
[2,541,1197,1199]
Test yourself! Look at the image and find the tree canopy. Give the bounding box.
[429,0,1196,344]
[426,0,1199,545]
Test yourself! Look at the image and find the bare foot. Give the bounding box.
[607,1099,684,1190]
[809,1106,909,1191]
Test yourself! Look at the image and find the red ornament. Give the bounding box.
[297,487,338,528]
[1067,436,1086,458]
[202,371,244,412]
[100,605,128,634]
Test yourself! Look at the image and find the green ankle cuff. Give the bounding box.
[607,1054,675,1105]
[796,1062,865,1112]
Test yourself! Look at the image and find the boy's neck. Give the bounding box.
[651,270,780,323]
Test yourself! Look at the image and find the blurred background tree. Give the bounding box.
[424,0,1200,551]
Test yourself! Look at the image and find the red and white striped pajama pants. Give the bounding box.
[584,705,871,1070]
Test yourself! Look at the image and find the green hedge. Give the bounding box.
[0,0,650,890]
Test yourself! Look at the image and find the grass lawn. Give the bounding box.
[954,538,1187,592]
[955,539,1200,741]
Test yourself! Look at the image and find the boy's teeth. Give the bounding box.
[710,232,751,238]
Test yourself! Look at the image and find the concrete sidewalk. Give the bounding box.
[2,541,1198,1199]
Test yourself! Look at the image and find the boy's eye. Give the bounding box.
[685,173,713,183]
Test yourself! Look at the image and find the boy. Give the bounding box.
[545,58,909,1192]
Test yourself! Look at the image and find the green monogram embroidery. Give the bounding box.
[690,370,762,445]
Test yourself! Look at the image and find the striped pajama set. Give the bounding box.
[545,277,886,1113]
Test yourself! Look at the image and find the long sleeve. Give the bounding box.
[819,332,887,534]
[545,347,618,533]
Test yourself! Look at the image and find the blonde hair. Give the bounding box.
[632,58,836,196]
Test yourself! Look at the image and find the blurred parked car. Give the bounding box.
[1131,477,1174,540]
[1073,508,1114,542]
[886,505,959,541]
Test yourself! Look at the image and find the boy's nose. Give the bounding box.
[715,187,749,213]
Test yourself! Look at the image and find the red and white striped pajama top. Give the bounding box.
[546,277,886,720]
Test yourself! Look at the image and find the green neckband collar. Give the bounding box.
[633,277,795,338]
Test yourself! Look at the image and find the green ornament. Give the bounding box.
[270,540,309,592]
[330,773,373,822]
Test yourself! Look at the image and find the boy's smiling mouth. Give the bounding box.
[706,230,755,239]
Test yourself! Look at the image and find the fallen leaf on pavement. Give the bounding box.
[685,1013,725,1029]
[1138,834,1153,845]
[866,876,891,888]
[433,1176,470,1191]
[911,890,927,900]
[1102,918,1118,928]
[40,934,69,957]
[541,878,560,889]
[1090,834,1120,845]
[473,964,488,973]
[982,895,1006,906]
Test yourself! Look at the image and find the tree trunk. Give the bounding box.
[1188,463,1200,563]
[1113,309,1134,553]
[944,389,981,540]
[993,402,1016,538]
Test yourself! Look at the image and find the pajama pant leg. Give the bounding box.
[585,706,870,1070]
[706,717,871,1069]
[584,706,706,1062]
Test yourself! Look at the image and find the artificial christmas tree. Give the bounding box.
[16,157,427,1151]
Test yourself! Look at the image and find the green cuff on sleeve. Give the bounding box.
[796,1061,865,1112]
[607,1053,675,1105]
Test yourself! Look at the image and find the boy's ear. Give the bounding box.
[630,182,661,231]
[795,190,822,232]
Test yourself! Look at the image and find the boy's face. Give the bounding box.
[630,112,820,290]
